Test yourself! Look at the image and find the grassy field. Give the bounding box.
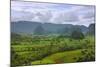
[31,48,94,65]
[11,35,95,66]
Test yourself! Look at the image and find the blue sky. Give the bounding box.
[11,1,95,26]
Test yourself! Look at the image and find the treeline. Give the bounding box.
[11,28,85,44]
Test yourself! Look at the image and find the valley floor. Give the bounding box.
[31,48,95,65]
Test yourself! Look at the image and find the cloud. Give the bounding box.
[11,10,35,21]
[36,11,52,23]
[62,12,79,22]
[11,1,95,26]
[52,12,79,24]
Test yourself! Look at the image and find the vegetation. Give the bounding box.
[87,23,95,36]
[70,30,85,40]
[32,48,95,65]
[11,23,95,66]
[11,32,95,66]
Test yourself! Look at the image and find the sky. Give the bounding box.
[11,1,95,26]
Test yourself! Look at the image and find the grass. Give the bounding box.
[11,35,95,66]
[31,48,92,65]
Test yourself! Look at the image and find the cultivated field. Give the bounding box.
[11,35,95,66]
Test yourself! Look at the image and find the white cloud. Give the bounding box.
[36,11,52,23]
[11,1,95,26]
[11,10,35,21]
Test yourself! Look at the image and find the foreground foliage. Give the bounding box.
[11,35,95,66]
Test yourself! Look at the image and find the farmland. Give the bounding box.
[11,34,95,66]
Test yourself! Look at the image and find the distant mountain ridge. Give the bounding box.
[11,21,91,35]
